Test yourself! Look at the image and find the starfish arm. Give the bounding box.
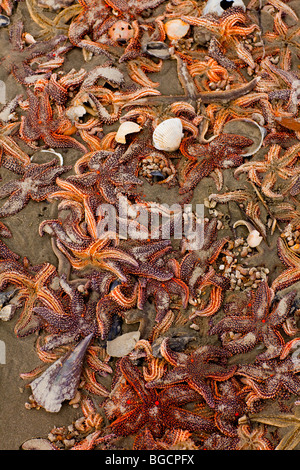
[0,189,29,217]
[33,306,75,332]
[269,290,296,327]
[209,316,254,335]
[188,376,216,408]
[168,406,215,433]
[44,132,87,152]
[222,331,258,355]
[258,329,285,361]
[110,404,147,436]
[145,367,189,389]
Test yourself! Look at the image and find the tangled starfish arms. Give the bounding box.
[1,0,300,451]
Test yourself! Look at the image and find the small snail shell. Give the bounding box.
[115,121,142,143]
[152,118,183,152]
[164,19,190,41]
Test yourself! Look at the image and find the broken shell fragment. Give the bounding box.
[247,230,263,248]
[152,118,183,152]
[223,118,266,156]
[164,19,190,41]
[29,333,93,413]
[115,121,142,144]
[106,331,140,357]
[203,0,246,16]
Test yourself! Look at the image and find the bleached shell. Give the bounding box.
[247,230,263,248]
[30,333,93,413]
[203,0,246,16]
[153,118,183,152]
[164,19,190,41]
[115,121,142,144]
[21,438,57,450]
[106,331,140,357]
[66,105,86,122]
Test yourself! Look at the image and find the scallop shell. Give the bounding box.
[223,118,266,156]
[115,121,142,144]
[203,0,246,16]
[21,438,57,450]
[152,118,183,152]
[29,333,93,413]
[164,19,190,41]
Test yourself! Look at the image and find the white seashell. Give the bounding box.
[247,230,263,248]
[152,118,183,152]
[203,0,246,16]
[66,105,86,122]
[106,331,140,357]
[115,121,142,144]
[164,19,190,41]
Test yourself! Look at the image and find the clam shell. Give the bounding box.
[106,331,140,357]
[164,19,190,41]
[0,14,10,27]
[223,118,266,156]
[152,118,183,152]
[30,333,93,413]
[203,0,246,16]
[115,121,142,144]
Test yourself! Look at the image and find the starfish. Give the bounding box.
[19,91,87,152]
[66,146,143,205]
[209,280,296,361]
[249,406,300,451]
[0,261,64,337]
[234,143,300,200]
[272,237,300,292]
[0,20,67,85]
[102,356,215,437]
[145,338,237,408]
[0,121,31,169]
[212,380,246,438]
[178,133,253,195]
[236,357,300,400]
[33,275,98,351]
[0,159,71,218]
[169,218,230,318]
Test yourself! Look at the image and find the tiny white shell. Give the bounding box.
[203,0,246,16]
[152,118,183,152]
[106,331,140,357]
[115,121,142,144]
[164,19,190,41]
[247,230,263,248]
